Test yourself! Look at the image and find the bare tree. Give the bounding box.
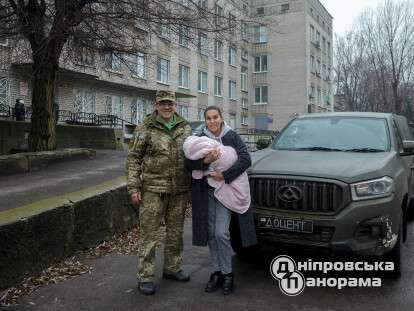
[0,0,256,151]
[335,0,414,117]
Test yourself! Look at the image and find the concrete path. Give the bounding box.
[0,150,127,212]
[6,220,414,311]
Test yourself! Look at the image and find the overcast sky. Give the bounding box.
[319,0,383,36]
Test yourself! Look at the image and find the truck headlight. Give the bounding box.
[351,177,394,201]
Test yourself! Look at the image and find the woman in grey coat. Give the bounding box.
[185,106,257,295]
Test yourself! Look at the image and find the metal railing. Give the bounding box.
[0,105,133,128]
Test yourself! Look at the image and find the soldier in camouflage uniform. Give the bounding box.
[126,90,192,295]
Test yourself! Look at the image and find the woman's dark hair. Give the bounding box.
[204,106,222,118]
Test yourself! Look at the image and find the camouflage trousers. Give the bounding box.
[137,191,188,282]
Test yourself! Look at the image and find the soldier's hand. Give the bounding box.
[131,192,141,206]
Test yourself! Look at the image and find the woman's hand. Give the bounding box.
[210,170,224,181]
[203,149,220,164]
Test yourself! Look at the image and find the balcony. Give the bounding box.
[252,72,267,84]
[251,43,269,54]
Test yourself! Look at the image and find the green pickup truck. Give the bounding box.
[237,112,414,276]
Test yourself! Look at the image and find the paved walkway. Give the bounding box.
[5,220,414,311]
[0,150,127,212]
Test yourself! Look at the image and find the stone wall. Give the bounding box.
[0,182,137,289]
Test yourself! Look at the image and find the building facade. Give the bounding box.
[0,0,333,132]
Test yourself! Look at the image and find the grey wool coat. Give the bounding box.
[185,130,258,248]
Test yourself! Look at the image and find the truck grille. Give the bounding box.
[250,177,348,213]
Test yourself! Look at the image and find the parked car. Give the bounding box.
[188,121,204,135]
[233,112,414,277]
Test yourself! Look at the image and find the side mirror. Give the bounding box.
[256,138,271,150]
[401,140,414,156]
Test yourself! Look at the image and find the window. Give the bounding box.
[229,80,237,100]
[179,64,190,89]
[74,88,96,114]
[254,55,267,72]
[179,25,190,47]
[135,18,148,31]
[309,85,315,102]
[159,19,171,40]
[241,49,249,61]
[229,114,236,129]
[229,46,237,66]
[281,3,290,12]
[316,31,320,46]
[327,67,331,81]
[105,95,123,119]
[241,22,248,40]
[241,67,248,91]
[317,88,321,104]
[323,37,326,52]
[214,76,223,96]
[241,114,248,126]
[310,24,315,42]
[157,57,170,84]
[0,78,9,107]
[254,86,268,104]
[241,98,248,109]
[198,70,208,93]
[322,64,326,80]
[105,51,121,72]
[310,55,315,73]
[214,4,223,26]
[198,108,205,121]
[198,32,208,55]
[0,38,8,46]
[131,52,145,79]
[214,39,223,61]
[327,42,331,57]
[198,0,207,9]
[229,13,236,34]
[316,59,321,76]
[79,48,95,66]
[131,97,147,124]
[178,105,189,119]
[253,25,267,43]
[256,7,264,15]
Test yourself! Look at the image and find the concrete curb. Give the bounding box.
[0,176,138,290]
[0,148,96,175]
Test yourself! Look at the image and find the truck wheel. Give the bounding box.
[229,216,257,260]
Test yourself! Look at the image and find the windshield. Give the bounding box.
[273,117,390,152]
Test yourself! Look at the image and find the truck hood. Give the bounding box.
[249,148,398,184]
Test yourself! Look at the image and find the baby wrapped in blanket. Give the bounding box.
[183,135,250,214]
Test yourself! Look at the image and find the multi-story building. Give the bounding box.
[0,0,333,132]
[249,0,333,130]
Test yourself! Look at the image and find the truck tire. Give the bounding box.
[229,216,257,260]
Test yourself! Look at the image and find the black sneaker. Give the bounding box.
[205,271,224,293]
[222,273,234,295]
[138,282,155,295]
[163,270,190,282]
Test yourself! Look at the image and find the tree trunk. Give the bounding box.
[28,63,57,151]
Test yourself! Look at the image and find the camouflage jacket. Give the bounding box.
[126,112,191,194]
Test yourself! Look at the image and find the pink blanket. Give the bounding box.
[183,136,250,214]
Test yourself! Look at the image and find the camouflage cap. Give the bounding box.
[156,90,176,103]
